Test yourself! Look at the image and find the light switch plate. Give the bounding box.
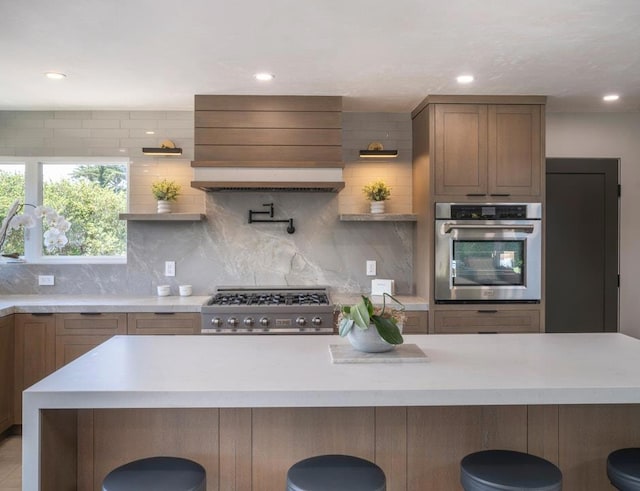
[164,261,176,277]
[366,260,377,276]
[38,275,55,286]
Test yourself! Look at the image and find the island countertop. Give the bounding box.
[24,333,640,408]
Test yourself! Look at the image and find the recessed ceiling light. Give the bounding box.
[603,94,620,102]
[254,73,275,81]
[457,74,474,84]
[45,72,66,80]
[145,130,155,135]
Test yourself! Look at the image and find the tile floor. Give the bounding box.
[0,436,21,490]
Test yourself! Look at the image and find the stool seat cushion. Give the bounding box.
[608,448,640,490]
[460,450,562,491]
[102,456,205,491]
[287,454,386,491]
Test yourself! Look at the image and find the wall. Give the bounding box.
[0,110,414,296]
[546,112,640,338]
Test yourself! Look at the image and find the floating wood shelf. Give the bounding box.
[339,213,417,222]
[118,213,206,222]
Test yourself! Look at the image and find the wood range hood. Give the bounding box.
[191,95,345,192]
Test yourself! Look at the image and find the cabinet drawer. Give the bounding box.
[434,309,540,334]
[127,313,200,335]
[56,313,127,335]
[403,311,429,334]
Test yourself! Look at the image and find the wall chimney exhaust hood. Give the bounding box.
[190,95,344,192]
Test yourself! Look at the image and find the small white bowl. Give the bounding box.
[157,285,171,297]
[179,285,192,297]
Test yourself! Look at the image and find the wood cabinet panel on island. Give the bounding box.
[0,315,14,433]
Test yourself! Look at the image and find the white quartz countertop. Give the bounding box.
[24,333,640,409]
[331,294,428,311]
[0,293,428,316]
[0,294,211,315]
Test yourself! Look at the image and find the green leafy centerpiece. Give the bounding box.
[338,294,405,353]
[362,180,391,214]
[151,179,181,213]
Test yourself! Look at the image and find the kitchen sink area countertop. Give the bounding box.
[0,294,212,316]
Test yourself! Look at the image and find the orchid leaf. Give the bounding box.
[362,295,375,316]
[338,317,354,337]
[351,299,370,329]
[371,315,404,345]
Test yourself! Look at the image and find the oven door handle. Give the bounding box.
[443,224,535,234]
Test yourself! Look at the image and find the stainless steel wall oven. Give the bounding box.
[435,203,542,303]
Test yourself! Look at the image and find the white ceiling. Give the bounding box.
[2,0,639,113]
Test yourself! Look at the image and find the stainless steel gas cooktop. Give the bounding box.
[201,287,334,334]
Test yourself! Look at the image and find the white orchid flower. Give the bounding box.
[33,205,54,219]
[55,218,71,233]
[9,213,36,230]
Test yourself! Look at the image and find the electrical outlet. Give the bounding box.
[38,275,55,286]
[164,261,176,277]
[366,260,377,276]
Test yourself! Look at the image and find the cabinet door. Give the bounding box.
[0,315,14,433]
[488,105,542,197]
[402,312,429,334]
[433,309,540,334]
[55,335,114,369]
[434,104,488,197]
[14,313,56,424]
[127,313,200,335]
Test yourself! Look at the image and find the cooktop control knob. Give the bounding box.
[227,317,239,327]
[296,317,307,327]
[312,316,322,326]
[211,317,222,328]
[259,317,269,327]
[244,317,254,327]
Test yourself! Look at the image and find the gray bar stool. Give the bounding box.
[460,450,562,491]
[607,448,640,490]
[102,456,206,491]
[286,454,386,491]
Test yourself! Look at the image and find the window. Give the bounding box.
[0,157,129,263]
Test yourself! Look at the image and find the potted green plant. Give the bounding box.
[151,179,181,214]
[338,293,405,353]
[362,180,391,214]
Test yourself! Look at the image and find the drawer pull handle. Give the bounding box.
[153,312,176,315]
[478,331,498,334]
[477,310,498,314]
[489,193,511,197]
[31,312,53,316]
[80,312,102,316]
[466,193,487,197]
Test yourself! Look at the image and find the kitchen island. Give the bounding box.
[23,333,640,490]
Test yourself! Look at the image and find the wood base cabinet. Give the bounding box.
[433,309,541,334]
[55,313,127,369]
[127,313,200,335]
[0,315,14,433]
[14,314,56,424]
[403,311,428,334]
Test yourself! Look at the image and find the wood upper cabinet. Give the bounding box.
[127,313,200,335]
[0,315,14,433]
[14,313,56,424]
[433,102,543,199]
[55,313,127,369]
[434,104,488,196]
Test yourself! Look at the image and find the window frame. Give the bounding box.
[0,156,130,264]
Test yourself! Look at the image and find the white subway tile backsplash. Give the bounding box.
[130,111,167,120]
[121,119,159,129]
[45,119,83,129]
[91,111,130,120]
[82,120,121,129]
[89,129,130,138]
[158,119,194,129]
[53,128,91,138]
[54,111,91,120]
